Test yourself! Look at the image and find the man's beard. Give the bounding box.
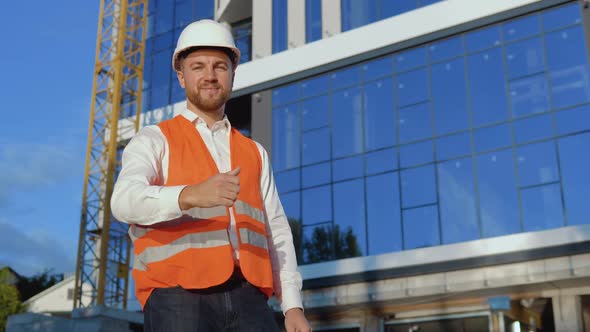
[187,84,230,111]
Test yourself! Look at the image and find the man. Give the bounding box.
[111,19,311,332]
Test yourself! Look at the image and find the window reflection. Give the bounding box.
[302,128,330,165]
[516,141,559,187]
[509,74,550,117]
[302,95,330,131]
[273,105,300,171]
[521,184,564,231]
[438,158,479,244]
[302,185,332,225]
[305,0,322,43]
[403,205,440,250]
[468,49,510,126]
[302,162,331,188]
[272,0,288,53]
[333,156,364,182]
[513,114,553,144]
[431,58,469,134]
[558,133,590,226]
[398,102,432,143]
[400,140,433,168]
[365,148,397,175]
[334,180,366,256]
[332,87,363,157]
[505,37,545,79]
[364,78,395,150]
[401,165,436,208]
[477,150,520,237]
[367,173,402,254]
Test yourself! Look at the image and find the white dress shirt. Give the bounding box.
[111,108,303,314]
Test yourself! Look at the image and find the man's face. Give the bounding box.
[176,49,234,112]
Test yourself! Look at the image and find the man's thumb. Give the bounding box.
[226,167,240,176]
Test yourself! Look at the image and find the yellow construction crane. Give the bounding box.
[73,0,148,309]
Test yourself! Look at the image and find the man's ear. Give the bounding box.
[176,70,185,89]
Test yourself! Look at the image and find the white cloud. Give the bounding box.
[0,142,84,206]
[0,220,76,276]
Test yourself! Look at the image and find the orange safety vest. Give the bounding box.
[129,115,274,308]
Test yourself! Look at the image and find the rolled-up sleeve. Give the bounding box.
[256,142,304,314]
[111,126,186,225]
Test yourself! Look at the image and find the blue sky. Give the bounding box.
[0,2,99,277]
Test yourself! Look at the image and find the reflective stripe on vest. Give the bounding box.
[133,229,230,271]
[129,205,228,241]
[239,228,268,250]
[234,200,265,226]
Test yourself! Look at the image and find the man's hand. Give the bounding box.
[284,308,311,332]
[179,167,240,210]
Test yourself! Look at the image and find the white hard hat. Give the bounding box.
[172,19,241,71]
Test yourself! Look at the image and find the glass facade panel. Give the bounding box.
[559,133,590,226]
[302,128,330,165]
[333,180,366,257]
[366,173,402,254]
[431,58,469,135]
[365,148,397,175]
[399,140,433,168]
[465,26,501,53]
[302,185,332,225]
[395,47,427,72]
[306,0,322,42]
[555,104,590,135]
[363,56,393,81]
[272,105,300,171]
[341,0,377,32]
[272,0,288,53]
[505,37,545,79]
[403,205,440,250]
[503,14,540,42]
[268,2,590,266]
[331,66,361,90]
[398,102,432,143]
[302,162,331,188]
[509,74,550,117]
[364,78,396,150]
[333,156,364,181]
[332,87,363,157]
[468,48,510,126]
[401,165,436,208]
[429,36,463,63]
[303,223,333,263]
[436,132,471,160]
[477,150,520,237]
[438,158,479,244]
[521,184,564,231]
[396,68,429,107]
[513,113,553,144]
[301,75,330,98]
[275,169,300,193]
[473,123,512,153]
[542,2,582,31]
[516,141,559,187]
[302,95,330,131]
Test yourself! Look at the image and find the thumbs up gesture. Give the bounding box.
[179,167,241,210]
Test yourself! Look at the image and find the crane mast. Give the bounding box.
[73,0,148,309]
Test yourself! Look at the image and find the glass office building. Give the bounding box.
[130,0,590,330]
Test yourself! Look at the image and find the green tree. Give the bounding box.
[302,224,362,264]
[0,268,25,332]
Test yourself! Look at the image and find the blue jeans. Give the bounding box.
[143,276,281,332]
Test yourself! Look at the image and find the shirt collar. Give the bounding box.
[180,108,231,132]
